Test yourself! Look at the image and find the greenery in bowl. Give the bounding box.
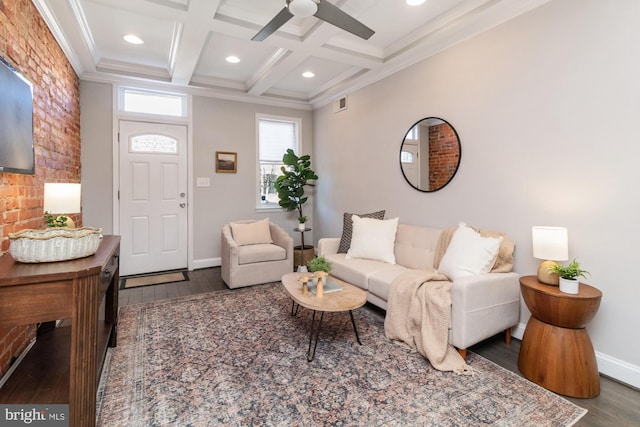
[549,258,590,280]
[44,211,69,228]
[298,216,308,224]
[307,256,332,273]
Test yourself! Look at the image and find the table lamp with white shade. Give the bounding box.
[532,226,568,285]
[43,183,81,228]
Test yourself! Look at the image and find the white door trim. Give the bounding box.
[111,88,194,272]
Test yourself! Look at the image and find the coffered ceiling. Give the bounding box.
[33,0,549,109]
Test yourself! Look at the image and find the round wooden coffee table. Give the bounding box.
[282,272,367,361]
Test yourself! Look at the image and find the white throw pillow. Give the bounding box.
[438,222,503,280]
[230,218,273,246]
[346,216,399,264]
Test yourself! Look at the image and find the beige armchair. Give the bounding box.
[221,219,294,289]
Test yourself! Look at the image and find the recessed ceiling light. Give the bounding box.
[302,71,315,78]
[406,0,426,5]
[225,56,240,64]
[123,34,144,45]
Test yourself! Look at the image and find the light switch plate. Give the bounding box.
[196,177,210,187]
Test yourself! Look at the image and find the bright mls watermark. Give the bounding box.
[1,405,68,426]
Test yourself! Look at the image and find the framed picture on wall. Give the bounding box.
[216,151,237,173]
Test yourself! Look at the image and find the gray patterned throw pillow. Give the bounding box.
[337,210,386,253]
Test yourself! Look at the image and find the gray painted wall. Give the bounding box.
[80,81,113,234]
[191,96,314,263]
[312,0,640,385]
[80,83,314,267]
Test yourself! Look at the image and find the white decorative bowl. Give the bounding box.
[8,227,103,263]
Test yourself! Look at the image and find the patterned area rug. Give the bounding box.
[97,284,587,426]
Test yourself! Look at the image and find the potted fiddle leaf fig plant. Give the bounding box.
[549,258,590,294]
[274,149,318,225]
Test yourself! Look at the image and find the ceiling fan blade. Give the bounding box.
[252,7,294,41]
[314,1,374,40]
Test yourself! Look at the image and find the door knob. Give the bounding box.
[180,203,186,208]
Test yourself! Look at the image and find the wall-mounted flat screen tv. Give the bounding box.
[0,55,34,175]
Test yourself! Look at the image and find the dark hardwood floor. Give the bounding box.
[119,267,640,427]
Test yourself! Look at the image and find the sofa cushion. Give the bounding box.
[435,225,515,273]
[477,229,515,273]
[337,210,385,253]
[238,243,286,265]
[394,224,442,270]
[367,265,410,302]
[347,216,399,264]
[325,253,400,291]
[230,218,273,246]
[438,222,502,280]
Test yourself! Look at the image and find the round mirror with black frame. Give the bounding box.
[400,117,461,192]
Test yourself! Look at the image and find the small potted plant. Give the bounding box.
[307,256,332,296]
[297,216,308,231]
[549,258,590,294]
[307,256,332,274]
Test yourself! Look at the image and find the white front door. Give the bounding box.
[401,142,419,188]
[118,121,188,276]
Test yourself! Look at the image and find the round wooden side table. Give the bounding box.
[518,275,602,398]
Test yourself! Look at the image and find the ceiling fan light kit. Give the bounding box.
[288,0,318,17]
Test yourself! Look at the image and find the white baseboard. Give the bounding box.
[511,322,526,340]
[511,322,640,390]
[192,257,221,270]
[596,351,640,390]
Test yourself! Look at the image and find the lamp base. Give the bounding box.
[537,260,560,285]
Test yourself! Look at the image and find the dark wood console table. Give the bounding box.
[0,235,120,427]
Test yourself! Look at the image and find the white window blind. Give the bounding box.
[257,116,300,208]
[258,119,297,162]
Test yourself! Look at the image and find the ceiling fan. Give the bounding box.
[252,0,375,41]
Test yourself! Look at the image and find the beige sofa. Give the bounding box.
[221,219,294,289]
[318,222,520,354]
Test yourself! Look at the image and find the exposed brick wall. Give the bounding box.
[0,0,81,378]
[428,123,460,191]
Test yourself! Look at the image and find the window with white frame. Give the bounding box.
[400,150,414,163]
[119,87,187,118]
[257,115,301,208]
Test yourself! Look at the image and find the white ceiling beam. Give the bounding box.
[32,0,92,75]
[170,0,222,86]
[245,19,364,96]
[84,0,190,20]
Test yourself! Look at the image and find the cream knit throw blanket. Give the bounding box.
[384,269,472,375]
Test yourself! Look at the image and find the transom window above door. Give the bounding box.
[118,87,188,118]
